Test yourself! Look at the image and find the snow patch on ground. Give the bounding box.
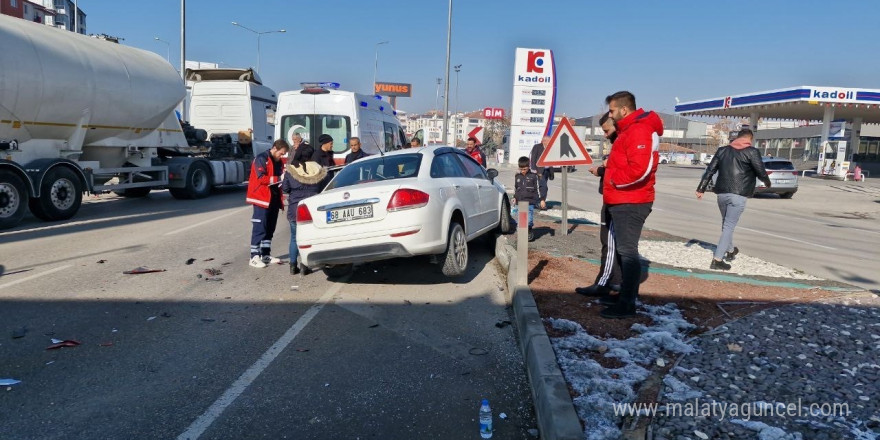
[731,419,804,440]
[542,208,823,280]
[547,303,696,440]
[639,240,822,280]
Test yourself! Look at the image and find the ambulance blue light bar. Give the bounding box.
[301,82,340,89]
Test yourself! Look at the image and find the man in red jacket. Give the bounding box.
[246,139,290,268]
[599,91,663,319]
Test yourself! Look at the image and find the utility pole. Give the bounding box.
[453,64,461,147]
[180,0,186,120]
[441,0,452,145]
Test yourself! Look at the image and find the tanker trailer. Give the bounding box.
[0,15,275,229]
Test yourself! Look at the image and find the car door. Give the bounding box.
[430,152,480,232]
[456,152,498,232]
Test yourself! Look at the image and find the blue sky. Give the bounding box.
[83,0,880,117]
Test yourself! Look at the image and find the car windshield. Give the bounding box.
[327,154,422,190]
[764,161,795,170]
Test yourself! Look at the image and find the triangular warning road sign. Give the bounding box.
[537,118,593,166]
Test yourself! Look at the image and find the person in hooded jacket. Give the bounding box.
[696,128,771,271]
[599,91,663,319]
[282,147,327,275]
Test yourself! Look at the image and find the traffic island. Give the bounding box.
[495,209,875,440]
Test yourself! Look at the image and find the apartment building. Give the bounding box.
[1,0,85,33]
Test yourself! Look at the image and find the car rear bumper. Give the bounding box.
[298,225,447,267]
[306,243,412,266]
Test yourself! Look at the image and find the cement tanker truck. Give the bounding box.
[0,14,277,229]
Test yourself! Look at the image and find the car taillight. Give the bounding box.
[387,189,430,212]
[791,171,798,176]
[296,204,313,223]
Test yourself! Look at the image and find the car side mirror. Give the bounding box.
[486,168,499,182]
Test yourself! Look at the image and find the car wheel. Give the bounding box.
[441,222,468,277]
[780,192,794,199]
[497,197,513,234]
[323,263,353,278]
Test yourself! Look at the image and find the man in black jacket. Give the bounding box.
[696,128,771,270]
[312,134,336,189]
[344,137,368,164]
[529,136,553,209]
[576,113,622,298]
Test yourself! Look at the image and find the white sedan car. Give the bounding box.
[296,146,513,278]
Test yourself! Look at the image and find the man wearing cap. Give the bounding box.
[312,134,336,189]
[246,139,290,268]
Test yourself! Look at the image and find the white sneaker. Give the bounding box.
[249,255,268,268]
[262,255,282,265]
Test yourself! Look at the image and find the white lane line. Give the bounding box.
[0,265,72,290]
[738,226,837,250]
[164,207,250,236]
[177,280,345,440]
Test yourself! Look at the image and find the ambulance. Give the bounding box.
[275,83,407,164]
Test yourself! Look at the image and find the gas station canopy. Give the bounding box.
[674,86,880,124]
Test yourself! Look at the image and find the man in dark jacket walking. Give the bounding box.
[696,128,771,270]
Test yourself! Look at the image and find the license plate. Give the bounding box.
[775,179,792,184]
[327,205,373,223]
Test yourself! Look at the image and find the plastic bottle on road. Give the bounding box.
[479,399,493,438]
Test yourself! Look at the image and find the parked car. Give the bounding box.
[295,146,513,278]
[756,157,798,198]
[703,157,798,198]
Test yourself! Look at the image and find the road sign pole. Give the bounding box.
[561,166,568,236]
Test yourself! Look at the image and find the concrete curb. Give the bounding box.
[496,236,582,440]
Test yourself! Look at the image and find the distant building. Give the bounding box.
[1,0,85,33]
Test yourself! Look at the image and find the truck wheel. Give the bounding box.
[323,264,353,278]
[0,169,28,229]
[496,197,513,234]
[113,187,152,197]
[170,161,211,199]
[28,166,82,221]
[440,222,468,277]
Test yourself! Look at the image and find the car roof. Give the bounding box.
[359,145,457,158]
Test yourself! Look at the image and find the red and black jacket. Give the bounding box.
[246,150,284,208]
[603,109,663,205]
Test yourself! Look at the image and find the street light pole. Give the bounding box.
[441,0,453,145]
[154,37,171,63]
[231,22,286,73]
[453,64,461,146]
[373,41,389,94]
[180,0,186,120]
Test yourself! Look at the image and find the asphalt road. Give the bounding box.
[498,162,880,292]
[0,188,536,439]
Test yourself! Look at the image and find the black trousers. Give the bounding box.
[606,202,653,307]
[594,203,622,287]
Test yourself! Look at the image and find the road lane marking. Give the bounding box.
[177,280,346,440]
[0,265,72,290]
[0,212,174,237]
[738,226,837,250]
[164,207,250,236]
